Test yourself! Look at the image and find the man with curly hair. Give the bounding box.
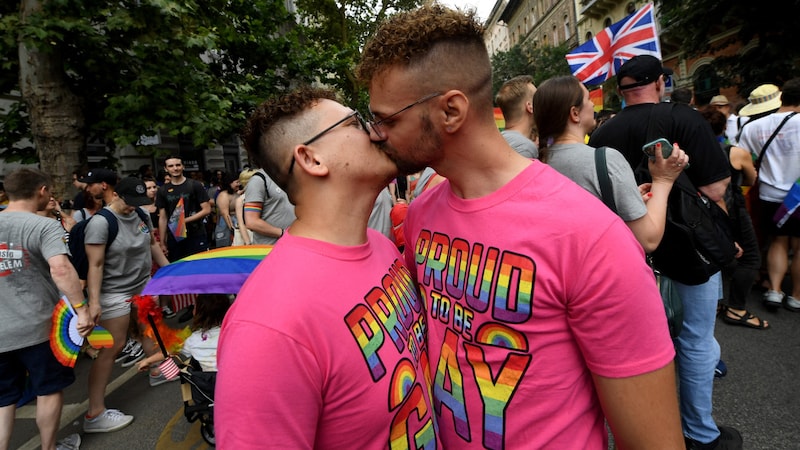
[357,5,682,449]
[215,86,437,448]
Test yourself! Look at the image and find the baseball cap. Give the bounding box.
[79,168,118,185]
[115,177,151,207]
[617,55,674,90]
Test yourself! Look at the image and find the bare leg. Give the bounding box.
[767,235,789,294]
[87,314,128,417]
[35,391,63,450]
[0,403,16,450]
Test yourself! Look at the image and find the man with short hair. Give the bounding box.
[156,157,211,261]
[589,55,741,449]
[709,94,742,144]
[495,75,539,158]
[216,86,436,448]
[358,6,682,449]
[739,79,800,313]
[0,168,93,450]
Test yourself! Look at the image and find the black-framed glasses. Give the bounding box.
[289,111,370,174]
[369,92,443,139]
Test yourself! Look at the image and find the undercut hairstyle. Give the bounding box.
[781,78,800,107]
[240,86,338,191]
[496,75,535,123]
[533,76,584,160]
[357,5,493,109]
[700,108,727,136]
[4,168,52,201]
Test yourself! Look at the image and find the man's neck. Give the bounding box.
[170,175,187,185]
[4,199,40,214]
[778,105,800,113]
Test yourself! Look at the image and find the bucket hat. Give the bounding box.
[739,84,781,117]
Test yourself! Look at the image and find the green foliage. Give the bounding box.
[293,0,423,112]
[659,0,800,95]
[491,43,571,97]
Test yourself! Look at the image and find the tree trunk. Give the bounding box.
[18,0,85,202]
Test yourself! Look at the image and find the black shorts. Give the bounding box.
[0,341,76,407]
[760,200,800,237]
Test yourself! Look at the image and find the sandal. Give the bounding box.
[722,308,770,330]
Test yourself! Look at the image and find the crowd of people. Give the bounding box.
[2,4,799,450]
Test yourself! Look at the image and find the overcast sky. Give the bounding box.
[439,0,494,22]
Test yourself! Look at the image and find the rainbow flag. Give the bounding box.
[143,245,274,295]
[168,196,187,241]
[494,107,506,131]
[774,178,800,228]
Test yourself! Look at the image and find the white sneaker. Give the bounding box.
[763,289,784,307]
[83,408,134,433]
[785,295,800,312]
[56,433,81,450]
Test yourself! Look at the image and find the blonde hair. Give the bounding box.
[238,169,258,188]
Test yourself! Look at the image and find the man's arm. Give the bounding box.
[186,200,212,224]
[244,205,283,239]
[48,254,93,336]
[592,362,683,449]
[85,243,106,323]
[158,207,168,254]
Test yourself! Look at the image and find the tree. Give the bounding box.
[491,43,571,97]
[659,0,800,96]
[1,0,322,199]
[293,0,422,112]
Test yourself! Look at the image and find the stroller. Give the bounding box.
[180,357,217,446]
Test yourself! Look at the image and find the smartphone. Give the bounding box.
[642,138,673,161]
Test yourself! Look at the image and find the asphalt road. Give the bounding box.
[8,286,800,449]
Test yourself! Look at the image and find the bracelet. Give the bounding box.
[72,299,88,309]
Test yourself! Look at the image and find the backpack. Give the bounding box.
[639,103,737,285]
[68,207,149,280]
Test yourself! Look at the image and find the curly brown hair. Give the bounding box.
[357,5,492,107]
[240,86,338,192]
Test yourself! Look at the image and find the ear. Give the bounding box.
[569,105,581,123]
[295,144,329,178]
[440,90,469,134]
[525,101,533,115]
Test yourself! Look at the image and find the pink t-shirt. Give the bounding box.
[404,161,675,449]
[216,230,437,449]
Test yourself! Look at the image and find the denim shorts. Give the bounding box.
[0,341,76,407]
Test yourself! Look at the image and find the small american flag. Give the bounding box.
[170,293,198,312]
[566,2,661,85]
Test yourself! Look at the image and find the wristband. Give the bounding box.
[72,299,88,309]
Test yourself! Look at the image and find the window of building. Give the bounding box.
[552,25,558,45]
[693,64,720,105]
[564,15,571,40]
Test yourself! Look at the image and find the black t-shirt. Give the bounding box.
[155,179,210,237]
[588,102,730,189]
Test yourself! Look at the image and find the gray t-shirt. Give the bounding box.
[546,143,647,222]
[243,169,296,244]
[368,188,394,241]
[85,207,154,296]
[502,130,539,159]
[0,212,69,351]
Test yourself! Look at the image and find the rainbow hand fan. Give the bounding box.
[51,297,83,367]
[50,297,114,367]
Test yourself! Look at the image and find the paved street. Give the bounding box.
[8,286,800,449]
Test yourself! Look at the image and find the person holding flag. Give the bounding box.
[156,156,212,261]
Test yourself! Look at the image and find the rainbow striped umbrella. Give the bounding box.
[143,245,273,295]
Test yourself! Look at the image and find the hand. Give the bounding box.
[88,302,102,324]
[649,142,688,184]
[136,359,151,372]
[734,242,743,259]
[74,308,95,337]
[638,183,653,202]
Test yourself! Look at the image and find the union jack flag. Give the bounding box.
[566,2,661,85]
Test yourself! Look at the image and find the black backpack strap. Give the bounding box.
[594,146,618,214]
[95,208,120,248]
[253,171,270,199]
[753,112,797,169]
